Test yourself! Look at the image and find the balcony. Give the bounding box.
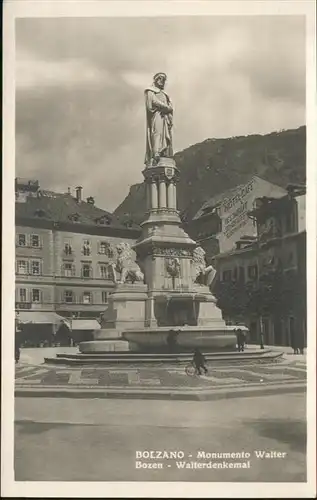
[55,303,106,313]
[15,302,55,311]
[15,302,32,309]
[63,248,75,258]
[55,275,115,287]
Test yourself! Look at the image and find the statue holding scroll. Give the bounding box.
[144,72,173,166]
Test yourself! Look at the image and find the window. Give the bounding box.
[17,260,28,274]
[64,290,74,303]
[99,241,113,256]
[82,263,92,278]
[248,265,258,280]
[82,291,91,304]
[31,289,41,303]
[68,213,80,222]
[31,260,41,275]
[19,288,27,302]
[238,267,245,283]
[102,291,108,303]
[99,241,106,254]
[17,234,26,246]
[34,208,46,218]
[31,234,40,247]
[99,263,113,280]
[63,262,75,277]
[96,215,111,225]
[82,240,91,256]
[222,270,232,282]
[64,241,73,255]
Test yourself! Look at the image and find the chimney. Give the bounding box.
[75,186,83,203]
[87,196,95,205]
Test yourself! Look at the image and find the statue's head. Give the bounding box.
[153,72,167,90]
[116,242,132,259]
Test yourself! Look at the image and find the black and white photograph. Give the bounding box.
[2,0,316,497]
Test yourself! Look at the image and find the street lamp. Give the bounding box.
[257,255,265,350]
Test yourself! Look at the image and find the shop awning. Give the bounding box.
[69,319,101,331]
[17,311,69,326]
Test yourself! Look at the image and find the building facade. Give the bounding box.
[189,176,287,261]
[211,185,306,348]
[15,179,141,341]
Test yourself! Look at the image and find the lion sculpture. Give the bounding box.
[111,242,144,284]
[192,246,216,287]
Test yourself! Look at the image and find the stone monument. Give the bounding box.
[79,72,237,354]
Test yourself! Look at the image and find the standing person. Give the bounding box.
[236,328,245,352]
[192,348,208,375]
[15,312,21,364]
[15,338,21,364]
[298,334,305,355]
[292,336,299,355]
[167,330,179,353]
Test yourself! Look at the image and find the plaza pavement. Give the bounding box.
[14,346,308,484]
[14,393,306,482]
[15,346,306,401]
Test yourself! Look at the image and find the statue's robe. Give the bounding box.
[144,86,173,165]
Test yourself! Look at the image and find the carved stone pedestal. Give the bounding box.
[100,283,148,331]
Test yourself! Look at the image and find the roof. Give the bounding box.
[192,176,286,221]
[193,184,243,220]
[213,230,306,261]
[15,189,140,231]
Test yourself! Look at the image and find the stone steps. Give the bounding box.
[44,349,283,366]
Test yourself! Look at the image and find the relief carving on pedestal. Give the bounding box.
[192,246,216,287]
[154,247,192,258]
[165,257,181,278]
[110,242,144,284]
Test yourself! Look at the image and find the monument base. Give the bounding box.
[77,281,238,355]
[123,325,237,353]
[79,339,130,353]
[101,283,148,330]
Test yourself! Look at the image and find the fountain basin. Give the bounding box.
[78,325,243,353]
[123,325,238,352]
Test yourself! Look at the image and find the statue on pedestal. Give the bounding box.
[192,246,217,287]
[144,72,173,166]
[110,242,144,284]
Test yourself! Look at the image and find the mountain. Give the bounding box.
[114,126,306,225]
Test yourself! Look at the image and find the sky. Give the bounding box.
[16,16,305,212]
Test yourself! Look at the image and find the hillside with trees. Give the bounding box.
[114,126,306,226]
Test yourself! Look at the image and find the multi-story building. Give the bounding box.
[211,184,306,348]
[188,176,287,262]
[15,178,141,343]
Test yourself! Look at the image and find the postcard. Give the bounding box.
[2,0,316,497]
